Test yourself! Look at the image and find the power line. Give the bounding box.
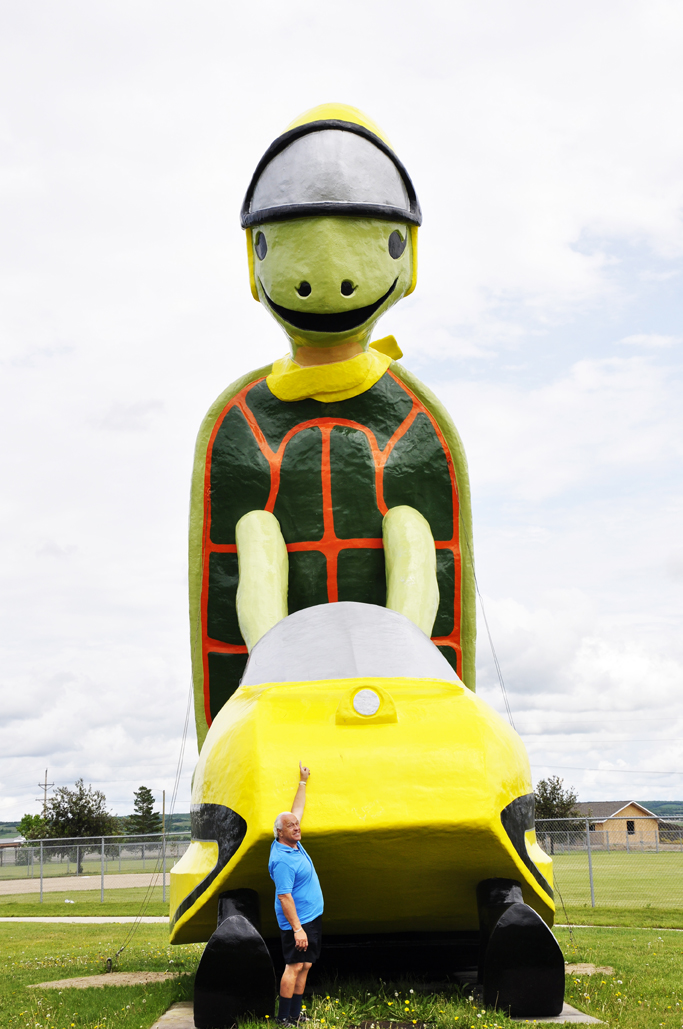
[523,737,683,743]
[530,763,681,776]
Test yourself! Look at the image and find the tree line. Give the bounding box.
[16,774,578,843]
[18,781,163,841]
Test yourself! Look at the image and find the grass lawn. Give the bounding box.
[562,905,683,929]
[557,924,683,1026]
[0,923,199,1029]
[2,920,683,1029]
[552,851,683,909]
[0,888,169,917]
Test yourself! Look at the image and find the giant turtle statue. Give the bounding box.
[169,104,565,1024]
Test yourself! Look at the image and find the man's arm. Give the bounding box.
[291,760,310,822]
[278,893,309,951]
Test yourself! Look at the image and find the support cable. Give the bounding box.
[108,496,209,968]
[111,679,192,965]
[459,513,515,729]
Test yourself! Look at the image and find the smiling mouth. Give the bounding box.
[262,279,398,333]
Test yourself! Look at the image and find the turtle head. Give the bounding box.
[248,216,415,350]
[241,104,421,356]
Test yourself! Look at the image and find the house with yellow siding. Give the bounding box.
[575,801,660,850]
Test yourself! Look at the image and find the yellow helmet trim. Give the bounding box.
[285,103,393,148]
[406,224,419,297]
[245,227,259,302]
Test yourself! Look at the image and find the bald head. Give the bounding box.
[274,810,301,847]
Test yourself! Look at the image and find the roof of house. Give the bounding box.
[574,801,658,819]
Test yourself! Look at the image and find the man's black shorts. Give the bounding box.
[280,914,323,965]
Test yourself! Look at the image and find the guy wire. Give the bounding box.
[110,495,209,966]
[459,511,515,729]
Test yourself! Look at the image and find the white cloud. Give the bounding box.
[617,333,680,348]
[433,356,683,502]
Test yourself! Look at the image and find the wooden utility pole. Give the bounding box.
[36,769,54,816]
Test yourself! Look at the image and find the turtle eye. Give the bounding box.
[388,230,406,259]
[254,231,267,260]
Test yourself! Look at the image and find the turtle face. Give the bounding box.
[251,217,413,350]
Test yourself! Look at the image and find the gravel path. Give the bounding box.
[0,872,169,895]
[0,916,168,923]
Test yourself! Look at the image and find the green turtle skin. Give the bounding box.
[189,360,475,749]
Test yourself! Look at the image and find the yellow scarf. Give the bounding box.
[266,336,402,404]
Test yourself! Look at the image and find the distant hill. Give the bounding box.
[1,815,192,840]
[641,801,683,817]
[165,812,191,833]
[116,812,191,833]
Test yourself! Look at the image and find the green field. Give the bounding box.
[552,851,683,909]
[562,904,683,928]
[0,921,682,1029]
[0,923,198,1029]
[0,886,169,917]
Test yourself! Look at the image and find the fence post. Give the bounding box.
[100,837,105,904]
[162,788,166,904]
[655,829,659,853]
[586,818,595,908]
[40,841,44,904]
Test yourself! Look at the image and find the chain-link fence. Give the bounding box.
[4,817,682,911]
[536,816,683,909]
[0,832,191,903]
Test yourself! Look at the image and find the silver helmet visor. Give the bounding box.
[241,121,422,228]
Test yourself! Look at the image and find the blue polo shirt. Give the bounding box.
[268,839,324,930]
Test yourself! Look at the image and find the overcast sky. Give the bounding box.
[1,0,682,821]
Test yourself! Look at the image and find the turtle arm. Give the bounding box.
[235,510,288,651]
[383,506,439,636]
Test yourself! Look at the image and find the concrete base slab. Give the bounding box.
[512,1002,603,1023]
[150,1001,194,1028]
[29,971,179,990]
[150,1001,602,1028]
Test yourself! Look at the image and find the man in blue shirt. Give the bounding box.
[269,761,324,1026]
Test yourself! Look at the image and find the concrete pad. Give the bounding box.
[29,971,180,989]
[150,1001,194,1028]
[512,1002,603,1023]
[0,916,168,923]
[565,963,613,975]
[145,1001,602,1028]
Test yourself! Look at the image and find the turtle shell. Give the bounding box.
[190,364,476,748]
